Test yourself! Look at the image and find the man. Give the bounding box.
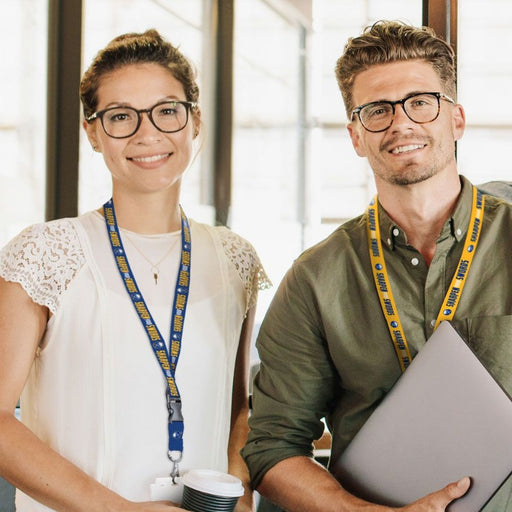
[242,20,512,511]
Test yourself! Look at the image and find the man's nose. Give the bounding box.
[389,102,414,130]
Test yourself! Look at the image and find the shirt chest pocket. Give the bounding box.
[459,315,512,396]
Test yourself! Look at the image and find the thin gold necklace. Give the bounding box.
[124,233,179,285]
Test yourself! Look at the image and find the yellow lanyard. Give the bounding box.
[367,186,484,372]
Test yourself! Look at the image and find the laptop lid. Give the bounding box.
[332,321,512,511]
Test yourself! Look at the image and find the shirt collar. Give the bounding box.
[377,175,472,250]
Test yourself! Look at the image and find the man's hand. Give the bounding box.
[399,477,471,511]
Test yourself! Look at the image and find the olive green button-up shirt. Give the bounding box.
[243,176,512,510]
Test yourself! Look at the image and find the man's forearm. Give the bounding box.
[257,456,391,512]
[257,455,472,512]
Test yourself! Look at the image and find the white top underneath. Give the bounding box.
[0,210,269,510]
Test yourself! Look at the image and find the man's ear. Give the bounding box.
[347,122,367,157]
[452,103,466,142]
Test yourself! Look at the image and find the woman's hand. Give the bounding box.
[126,500,187,511]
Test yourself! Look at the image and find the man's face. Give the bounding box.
[347,60,465,187]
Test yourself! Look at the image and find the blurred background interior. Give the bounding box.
[1,0,510,510]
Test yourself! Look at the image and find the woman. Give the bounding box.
[0,29,269,511]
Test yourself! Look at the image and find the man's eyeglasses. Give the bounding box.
[85,100,197,139]
[351,92,455,133]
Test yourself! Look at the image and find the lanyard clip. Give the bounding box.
[169,451,182,484]
[167,396,184,423]
[167,395,184,453]
[167,393,184,480]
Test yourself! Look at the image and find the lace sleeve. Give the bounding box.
[218,228,271,312]
[0,219,86,314]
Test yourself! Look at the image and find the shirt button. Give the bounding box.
[411,257,420,266]
[393,228,400,237]
[431,319,436,327]
[456,228,462,236]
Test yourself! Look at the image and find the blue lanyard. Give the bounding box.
[103,199,191,480]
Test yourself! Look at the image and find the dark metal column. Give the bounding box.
[212,0,234,226]
[46,0,82,220]
[423,0,458,157]
[422,0,457,53]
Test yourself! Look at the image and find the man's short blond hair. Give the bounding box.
[335,20,456,117]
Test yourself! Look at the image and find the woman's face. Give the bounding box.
[84,62,199,196]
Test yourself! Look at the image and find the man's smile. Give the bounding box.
[390,143,426,154]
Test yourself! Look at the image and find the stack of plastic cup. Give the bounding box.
[182,469,244,512]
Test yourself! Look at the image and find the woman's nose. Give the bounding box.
[133,112,162,142]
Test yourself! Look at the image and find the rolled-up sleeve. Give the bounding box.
[241,261,338,487]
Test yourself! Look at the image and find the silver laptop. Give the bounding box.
[332,321,512,511]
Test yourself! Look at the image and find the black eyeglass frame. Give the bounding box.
[350,92,455,133]
[85,100,198,139]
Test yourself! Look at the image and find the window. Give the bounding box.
[79,0,210,221]
[311,0,422,238]
[0,0,48,247]
[457,0,512,184]
[231,0,306,309]
[231,0,423,321]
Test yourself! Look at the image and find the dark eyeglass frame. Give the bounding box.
[350,92,455,133]
[85,100,198,139]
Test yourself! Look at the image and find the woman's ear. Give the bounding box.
[192,107,202,139]
[83,120,100,152]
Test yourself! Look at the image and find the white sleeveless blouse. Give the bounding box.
[0,210,270,511]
